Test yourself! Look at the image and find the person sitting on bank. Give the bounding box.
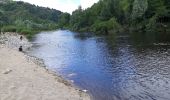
[19,46,23,52]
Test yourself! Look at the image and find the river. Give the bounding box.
[27,30,170,100]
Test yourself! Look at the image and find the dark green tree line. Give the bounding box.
[59,0,170,36]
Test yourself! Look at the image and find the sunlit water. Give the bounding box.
[27,30,170,100]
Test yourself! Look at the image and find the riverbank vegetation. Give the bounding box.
[0,0,61,39]
[59,0,170,40]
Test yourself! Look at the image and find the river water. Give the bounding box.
[28,30,170,100]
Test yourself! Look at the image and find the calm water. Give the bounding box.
[28,30,170,100]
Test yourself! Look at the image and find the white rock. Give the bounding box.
[82,90,88,92]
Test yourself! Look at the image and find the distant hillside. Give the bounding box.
[0,0,62,38]
[0,1,62,25]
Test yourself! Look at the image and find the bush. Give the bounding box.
[20,29,32,34]
[20,29,35,40]
[2,25,17,32]
[92,17,121,35]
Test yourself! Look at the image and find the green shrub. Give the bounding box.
[2,25,17,32]
[92,17,121,34]
[20,29,32,34]
[16,27,25,33]
[20,29,35,40]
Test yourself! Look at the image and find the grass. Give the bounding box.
[0,24,57,40]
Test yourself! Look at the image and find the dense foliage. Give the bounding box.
[0,0,62,39]
[60,0,170,36]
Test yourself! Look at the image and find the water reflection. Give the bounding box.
[28,30,170,100]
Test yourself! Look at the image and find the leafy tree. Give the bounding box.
[59,13,70,27]
[131,0,148,20]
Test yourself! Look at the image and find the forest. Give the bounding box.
[59,0,170,39]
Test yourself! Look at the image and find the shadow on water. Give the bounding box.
[28,30,170,100]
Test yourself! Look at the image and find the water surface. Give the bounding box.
[28,30,170,100]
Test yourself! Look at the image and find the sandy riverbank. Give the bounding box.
[0,33,90,100]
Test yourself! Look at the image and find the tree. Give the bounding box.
[70,6,83,30]
[131,0,148,20]
[0,10,9,27]
[59,13,70,27]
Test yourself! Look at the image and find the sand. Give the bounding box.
[0,33,90,100]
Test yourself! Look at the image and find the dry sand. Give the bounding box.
[0,33,90,100]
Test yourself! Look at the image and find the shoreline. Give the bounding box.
[0,32,91,100]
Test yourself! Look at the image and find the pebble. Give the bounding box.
[82,90,88,92]
[3,69,12,74]
[70,80,74,83]
[67,73,77,77]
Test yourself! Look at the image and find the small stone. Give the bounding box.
[82,90,88,92]
[67,73,77,77]
[70,80,74,83]
[3,69,12,74]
